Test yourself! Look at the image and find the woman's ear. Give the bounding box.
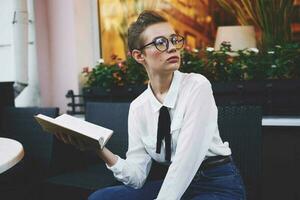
[132,49,145,65]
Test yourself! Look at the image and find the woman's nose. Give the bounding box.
[167,42,177,53]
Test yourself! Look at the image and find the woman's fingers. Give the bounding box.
[54,132,69,144]
[54,132,92,151]
[66,134,77,146]
[83,137,94,151]
[71,136,86,151]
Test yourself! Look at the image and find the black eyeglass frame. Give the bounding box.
[139,34,185,52]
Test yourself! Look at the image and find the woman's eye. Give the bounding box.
[171,37,179,44]
[155,38,167,46]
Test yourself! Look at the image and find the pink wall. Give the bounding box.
[47,0,78,113]
[35,0,52,106]
[34,0,98,113]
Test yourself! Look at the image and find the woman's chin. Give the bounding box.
[167,63,180,71]
[151,63,180,74]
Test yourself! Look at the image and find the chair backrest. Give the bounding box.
[0,82,14,107]
[217,105,262,200]
[0,107,59,178]
[85,102,130,158]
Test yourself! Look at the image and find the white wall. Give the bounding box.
[35,0,100,113]
[14,0,43,107]
[0,0,15,81]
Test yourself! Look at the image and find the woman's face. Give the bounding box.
[138,22,182,74]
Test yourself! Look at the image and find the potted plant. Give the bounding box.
[206,42,300,115]
[82,42,300,115]
[82,55,147,102]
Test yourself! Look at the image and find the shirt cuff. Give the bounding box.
[105,155,125,173]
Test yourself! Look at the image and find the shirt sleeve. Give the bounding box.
[156,80,218,200]
[106,104,152,189]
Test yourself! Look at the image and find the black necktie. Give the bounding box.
[156,106,171,162]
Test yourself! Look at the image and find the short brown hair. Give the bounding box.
[128,10,167,53]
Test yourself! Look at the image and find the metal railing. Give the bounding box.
[65,90,85,115]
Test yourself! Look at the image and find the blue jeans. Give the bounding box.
[88,161,246,200]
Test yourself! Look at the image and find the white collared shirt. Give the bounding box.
[107,70,231,200]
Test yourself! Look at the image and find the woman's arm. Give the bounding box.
[96,147,118,167]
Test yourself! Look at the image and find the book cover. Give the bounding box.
[34,114,113,149]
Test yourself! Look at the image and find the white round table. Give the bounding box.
[0,137,24,174]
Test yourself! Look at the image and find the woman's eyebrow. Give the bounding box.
[152,33,177,40]
[169,33,177,37]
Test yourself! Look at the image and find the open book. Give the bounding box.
[34,114,113,149]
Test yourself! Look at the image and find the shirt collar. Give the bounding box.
[147,70,182,113]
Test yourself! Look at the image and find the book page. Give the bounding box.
[54,114,113,141]
[35,114,63,134]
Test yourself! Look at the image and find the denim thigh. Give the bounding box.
[89,161,246,200]
[88,180,163,200]
[182,161,246,200]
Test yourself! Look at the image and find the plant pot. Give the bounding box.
[214,25,256,51]
[212,79,300,115]
[82,80,300,115]
[83,85,147,102]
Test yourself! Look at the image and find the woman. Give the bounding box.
[58,10,246,200]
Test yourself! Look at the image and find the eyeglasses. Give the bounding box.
[139,34,185,52]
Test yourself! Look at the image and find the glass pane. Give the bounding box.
[98,0,238,63]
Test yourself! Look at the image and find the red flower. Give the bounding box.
[111,54,118,60]
[82,66,90,73]
[184,46,192,52]
[118,62,123,68]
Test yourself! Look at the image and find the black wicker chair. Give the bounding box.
[218,106,262,200]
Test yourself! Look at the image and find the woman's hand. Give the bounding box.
[54,132,95,151]
[54,132,118,166]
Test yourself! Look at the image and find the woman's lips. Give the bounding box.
[166,56,179,63]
